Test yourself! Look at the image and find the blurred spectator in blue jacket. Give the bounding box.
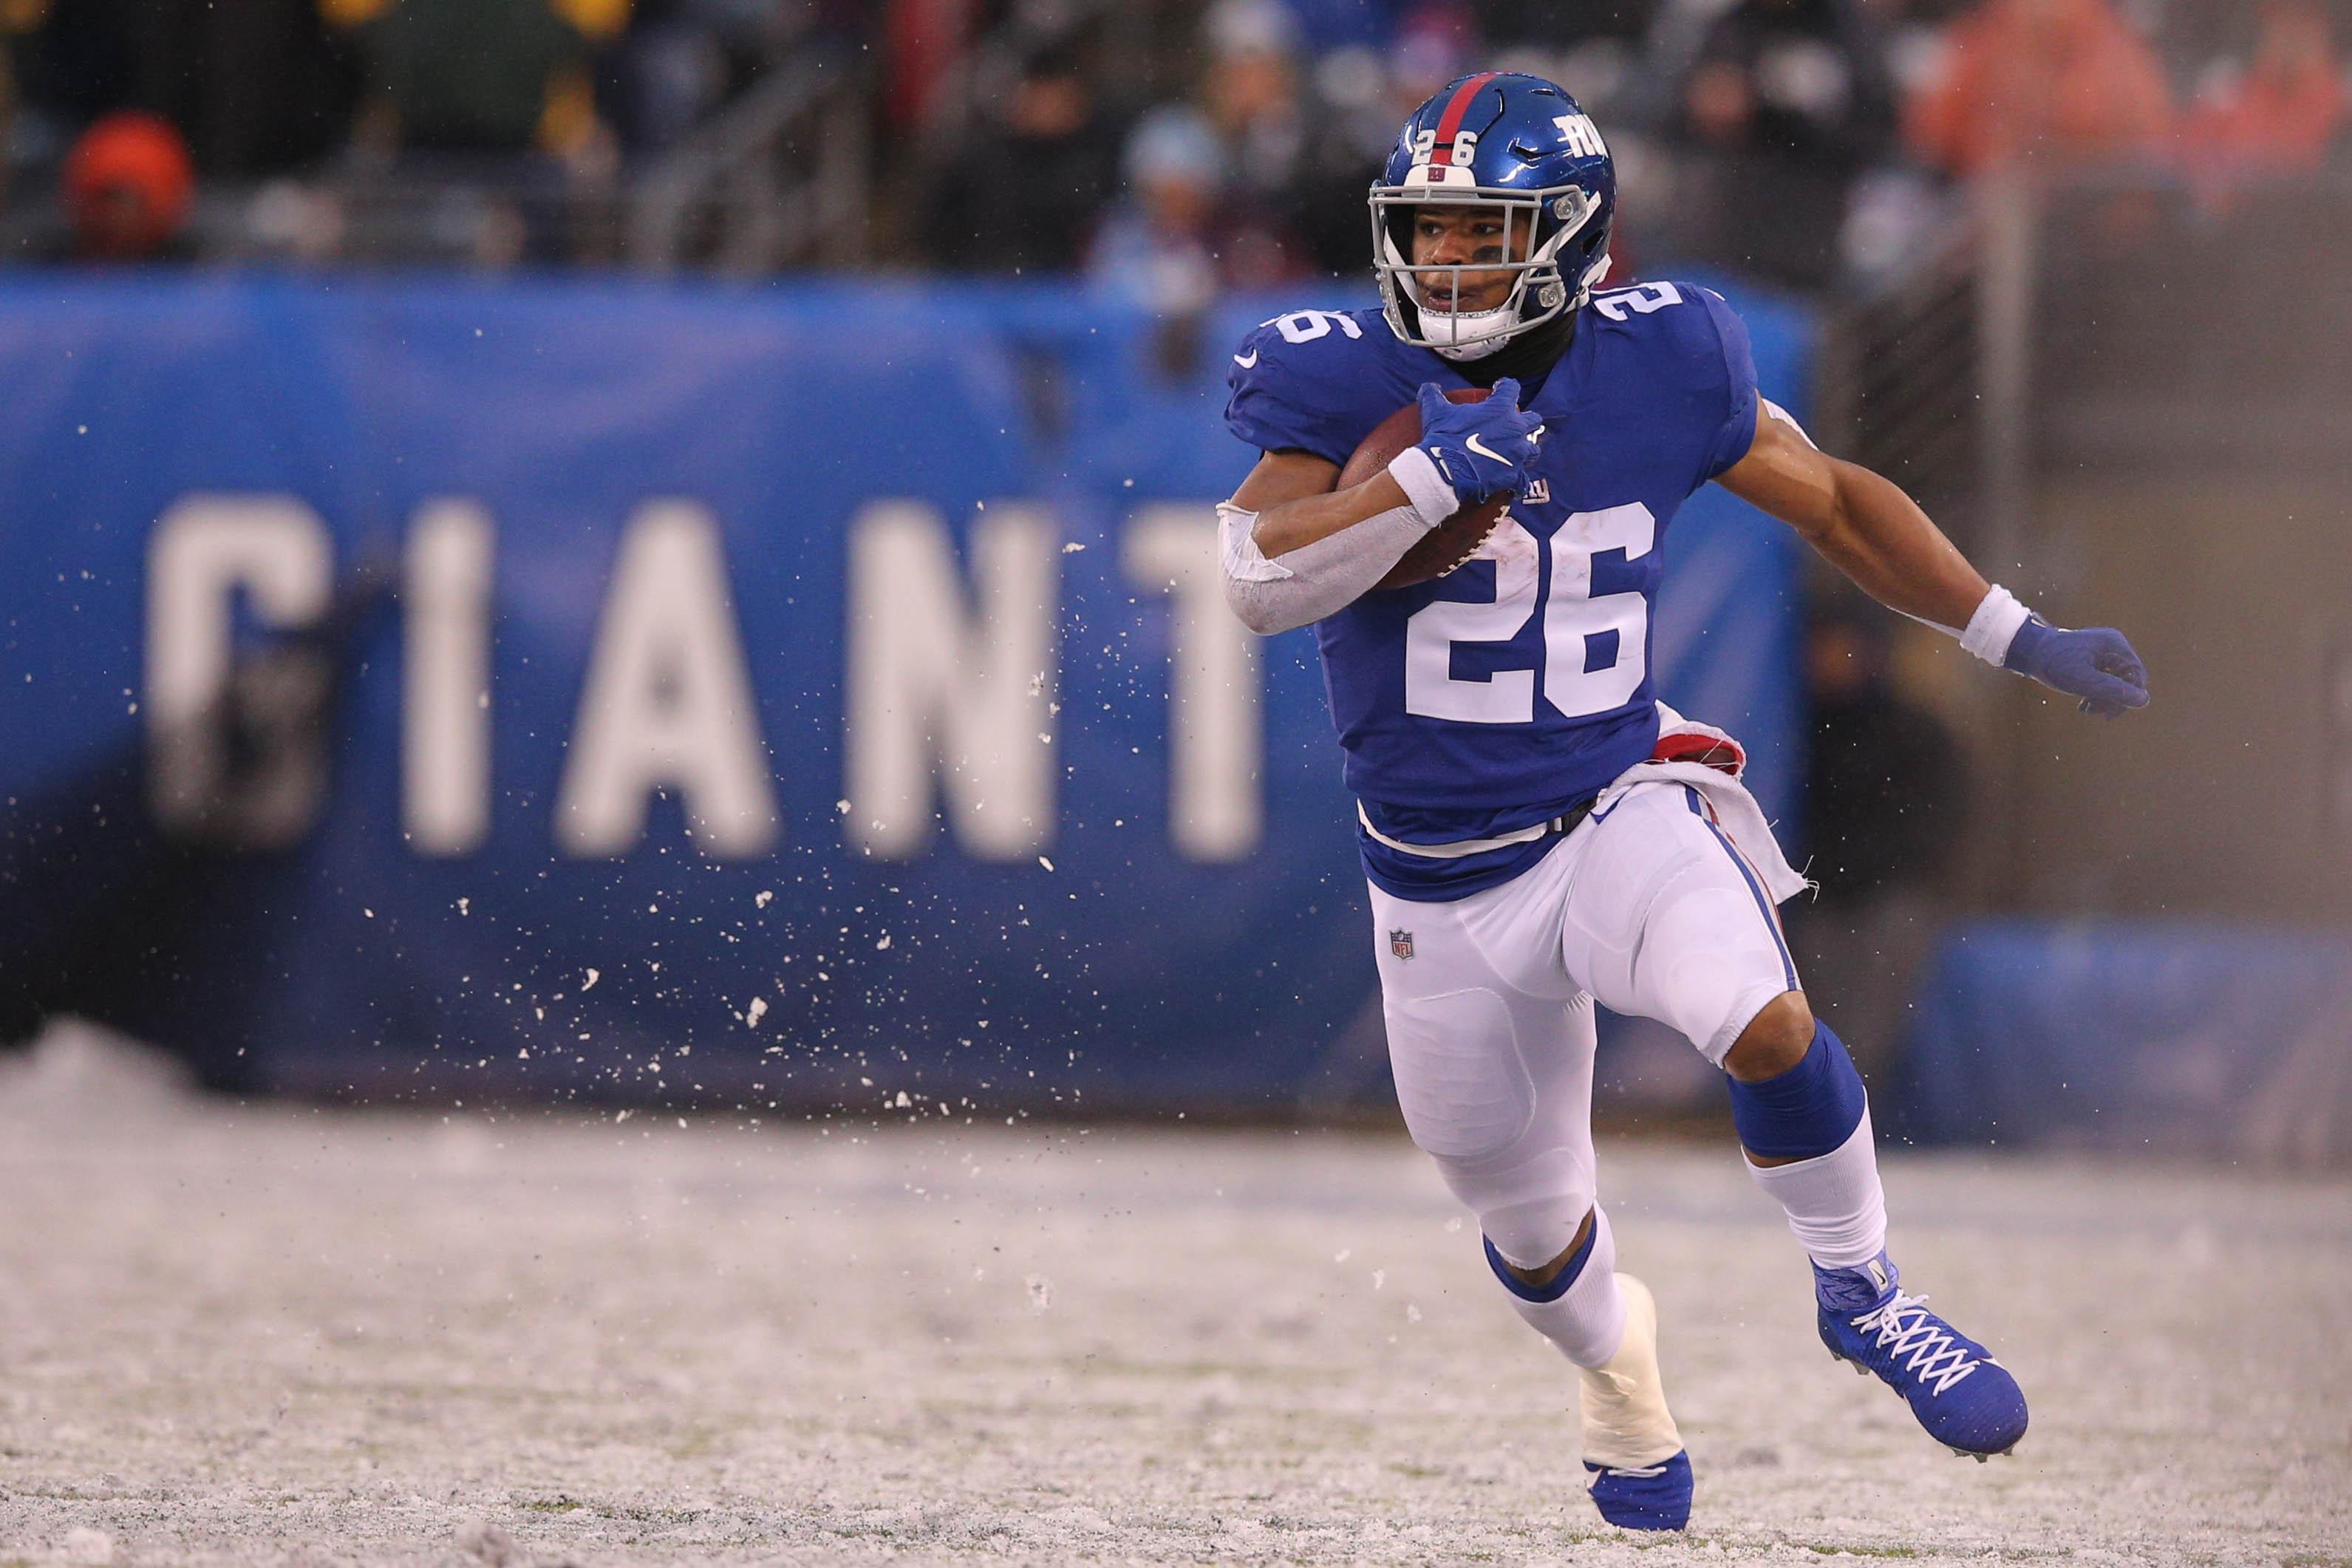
[1200,0,1393,278]
[1088,105,1224,313]
[1199,2,1306,225]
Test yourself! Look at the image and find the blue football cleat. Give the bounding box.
[1584,1449,1693,1531]
[1815,1254,2028,1459]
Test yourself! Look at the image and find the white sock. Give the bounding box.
[1500,1204,1629,1369]
[1745,1107,1888,1268]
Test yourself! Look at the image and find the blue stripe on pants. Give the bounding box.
[1684,786,1796,992]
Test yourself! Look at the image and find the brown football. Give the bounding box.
[1339,386,1513,591]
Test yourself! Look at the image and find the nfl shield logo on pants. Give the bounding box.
[1388,929,1415,960]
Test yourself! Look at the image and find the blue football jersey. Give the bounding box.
[1223,285,1759,901]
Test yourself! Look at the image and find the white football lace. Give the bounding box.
[1850,1292,1982,1396]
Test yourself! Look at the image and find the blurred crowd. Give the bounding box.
[2,0,2349,287]
[946,0,2352,299]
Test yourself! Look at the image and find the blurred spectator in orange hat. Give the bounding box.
[63,110,195,262]
[1906,0,2172,179]
[2183,0,2345,195]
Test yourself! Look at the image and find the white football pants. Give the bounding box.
[1370,781,1799,1269]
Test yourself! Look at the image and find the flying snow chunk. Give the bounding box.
[1026,1275,1054,1313]
[876,933,892,950]
[1060,541,1086,553]
[745,996,768,1028]
[62,1528,112,1566]
[582,967,600,992]
[756,890,774,908]
[1038,856,1054,871]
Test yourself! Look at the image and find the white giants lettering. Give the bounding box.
[403,500,494,855]
[141,493,1280,863]
[145,495,333,842]
[553,501,780,858]
[1123,505,1263,861]
[844,500,1060,861]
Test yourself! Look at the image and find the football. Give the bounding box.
[1338,386,1515,590]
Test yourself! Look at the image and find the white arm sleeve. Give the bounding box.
[1218,501,1431,636]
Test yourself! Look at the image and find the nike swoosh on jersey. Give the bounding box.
[1232,349,1260,368]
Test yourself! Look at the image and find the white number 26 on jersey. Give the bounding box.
[1402,504,1657,723]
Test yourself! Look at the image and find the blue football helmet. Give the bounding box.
[1371,72,1618,360]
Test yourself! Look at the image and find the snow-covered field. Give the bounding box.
[1,1026,2347,1567]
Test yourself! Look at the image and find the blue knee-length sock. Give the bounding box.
[1727,1021,1889,1278]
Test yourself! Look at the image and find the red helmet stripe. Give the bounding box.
[1428,72,1499,166]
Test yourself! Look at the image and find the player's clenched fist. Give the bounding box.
[1388,377,1544,523]
[2002,618,2150,718]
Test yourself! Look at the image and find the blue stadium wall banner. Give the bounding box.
[1896,920,2352,1160]
[0,274,1807,1112]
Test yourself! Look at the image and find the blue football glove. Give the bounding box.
[2004,618,2150,718]
[1413,377,1544,509]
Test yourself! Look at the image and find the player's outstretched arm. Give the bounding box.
[1717,402,2150,717]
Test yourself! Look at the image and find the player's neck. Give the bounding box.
[1442,307,1578,395]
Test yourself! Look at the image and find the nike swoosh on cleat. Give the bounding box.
[1464,432,1507,464]
[1232,349,1260,368]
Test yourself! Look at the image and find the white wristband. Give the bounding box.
[1385,446,1456,531]
[1960,584,2033,667]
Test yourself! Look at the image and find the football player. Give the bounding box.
[1218,72,2148,1532]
